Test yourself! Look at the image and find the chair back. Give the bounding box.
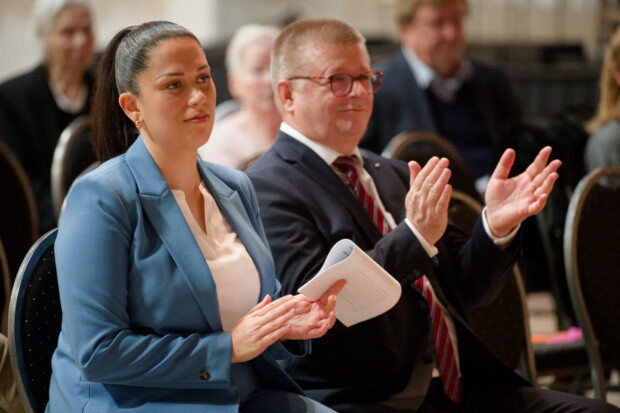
[563,167,620,400]
[8,229,60,413]
[382,131,481,202]
[448,190,536,383]
[50,115,96,219]
[0,140,39,286]
[0,239,10,335]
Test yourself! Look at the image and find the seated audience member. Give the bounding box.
[198,24,281,168]
[246,17,619,412]
[0,0,95,233]
[0,333,25,413]
[361,0,522,192]
[45,21,345,413]
[585,26,620,173]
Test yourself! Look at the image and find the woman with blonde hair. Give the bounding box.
[585,27,620,173]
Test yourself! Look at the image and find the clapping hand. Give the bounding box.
[405,156,452,245]
[485,146,561,237]
[230,279,346,364]
[283,279,347,341]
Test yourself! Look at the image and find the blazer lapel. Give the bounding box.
[274,133,383,242]
[126,138,223,331]
[198,163,276,299]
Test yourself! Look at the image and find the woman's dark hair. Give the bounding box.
[91,21,199,162]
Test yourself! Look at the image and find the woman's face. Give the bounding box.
[129,37,217,155]
[229,37,276,113]
[45,5,94,73]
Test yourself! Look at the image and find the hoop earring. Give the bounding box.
[136,120,143,129]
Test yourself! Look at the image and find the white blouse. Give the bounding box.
[171,183,261,331]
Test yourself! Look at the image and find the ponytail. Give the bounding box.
[91,27,137,162]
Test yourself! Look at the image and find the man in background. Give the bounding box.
[362,0,522,192]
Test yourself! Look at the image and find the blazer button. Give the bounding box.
[199,370,210,381]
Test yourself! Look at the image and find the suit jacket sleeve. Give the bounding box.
[249,168,437,297]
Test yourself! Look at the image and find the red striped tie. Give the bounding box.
[334,155,461,404]
[333,156,391,236]
[415,277,461,404]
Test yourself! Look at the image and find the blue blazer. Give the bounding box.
[46,137,304,413]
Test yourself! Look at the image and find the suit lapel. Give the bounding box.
[126,138,224,331]
[274,132,383,242]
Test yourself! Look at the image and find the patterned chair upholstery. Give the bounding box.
[8,229,60,413]
[448,190,536,383]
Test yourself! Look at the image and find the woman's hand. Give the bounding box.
[229,294,298,364]
[282,279,347,341]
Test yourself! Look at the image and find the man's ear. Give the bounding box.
[276,79,295,114]
[118,92,141,125]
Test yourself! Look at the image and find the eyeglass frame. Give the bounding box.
[287,71,383,97]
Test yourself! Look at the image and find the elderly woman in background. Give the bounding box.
[198,24,280,169]
[0,0,95,233]
[585,26,620,173]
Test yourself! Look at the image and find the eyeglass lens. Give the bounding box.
[331,72,381,96]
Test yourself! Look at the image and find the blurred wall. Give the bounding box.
[0,0,609,85]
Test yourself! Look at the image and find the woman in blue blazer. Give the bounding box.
[45,21,344,413]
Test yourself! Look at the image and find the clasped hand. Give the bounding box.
[230,279,346,364]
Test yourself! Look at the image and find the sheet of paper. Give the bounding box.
[298,239,401,327]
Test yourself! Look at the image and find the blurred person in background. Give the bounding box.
[0,0,95,233]
[585,26,620,173]
[362,0,522,193]
[198,24,281,169]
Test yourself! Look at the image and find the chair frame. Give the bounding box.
[8,228,58,413]
[563,166,620,400]
[0,239,10,335]
[50,115,92,219]
[0,139,39,249]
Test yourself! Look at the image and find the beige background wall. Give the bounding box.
[0,0,606,83]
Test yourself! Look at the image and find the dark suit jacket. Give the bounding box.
[0,63,93,233]
[362,50,522,164]
[246,132,527,410]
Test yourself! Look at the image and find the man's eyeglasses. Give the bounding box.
[288,71,383,97]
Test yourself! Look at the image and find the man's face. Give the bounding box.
[400,0,467,78]
[281,42,374,155]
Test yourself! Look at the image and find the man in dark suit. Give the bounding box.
[361,0,522,191]
[246,16,618,413]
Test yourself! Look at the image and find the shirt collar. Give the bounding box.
[401,45,472,92]
[280,122,363,166]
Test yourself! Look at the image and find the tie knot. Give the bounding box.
[333,155,357,172]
